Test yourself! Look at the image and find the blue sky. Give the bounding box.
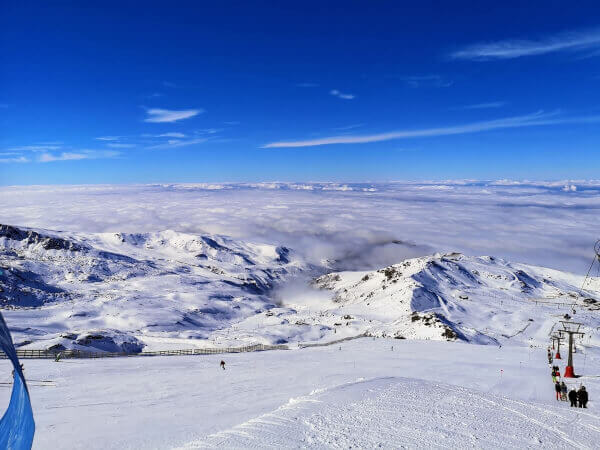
[1,0,600,184]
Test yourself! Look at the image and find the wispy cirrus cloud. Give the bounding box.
[402,75,453,88]
[144,108,203,123]
[157,132,186,138]
[330,89,355,100]
[262,111,600,148]
[38,150,120,163]
[2,142,123,163]
[455,101,507,110]
[450,28,600,60]
[296,82,319,88]
[8,145,61,152]
[95,136,121,141]
[333,124,365,131]
[196,128,222,135]
[146,138,208,150]
[0,156,29,163]
[140,132,188,139]
[107,143,136,148]
[39,153,90,162]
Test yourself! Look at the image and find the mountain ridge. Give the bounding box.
[1,223,598,352]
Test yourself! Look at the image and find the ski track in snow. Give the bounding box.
[181,377,600,449]
[2,338,597,449]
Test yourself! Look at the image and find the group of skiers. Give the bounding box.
[552,368,589,408]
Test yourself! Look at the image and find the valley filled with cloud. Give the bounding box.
[1,180,598,274]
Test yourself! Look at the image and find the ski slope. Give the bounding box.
[184,377,600,449]
[1,338,598,449]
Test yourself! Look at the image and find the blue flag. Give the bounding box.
[0,311,35,449]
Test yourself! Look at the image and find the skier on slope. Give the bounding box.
[551,369,557,383]
[577,386,588,408]
[555,381,561,400]
[568,388,578,407]
[560,382,567,401]
[220,360,226,370]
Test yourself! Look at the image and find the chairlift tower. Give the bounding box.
[551,333,564,359]
[558,321,585,378]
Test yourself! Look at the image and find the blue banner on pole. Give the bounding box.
[0,312,35,449]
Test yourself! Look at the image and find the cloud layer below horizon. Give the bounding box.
[0,181,598,274]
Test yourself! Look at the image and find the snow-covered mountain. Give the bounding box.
[0,224,308,352]
[1,223,599,352]
[305,252,600,346]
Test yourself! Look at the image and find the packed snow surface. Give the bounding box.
[1,338,598,449]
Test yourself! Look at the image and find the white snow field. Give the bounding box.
[1,338,598,449]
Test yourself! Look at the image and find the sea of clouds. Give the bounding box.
[1,181,599,274]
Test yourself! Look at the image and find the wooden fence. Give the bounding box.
[298,333,368,349]
[0,343,289,360]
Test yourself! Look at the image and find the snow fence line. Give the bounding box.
[297,333,369,349]
[1,334,376,359]
[0,344,289,360]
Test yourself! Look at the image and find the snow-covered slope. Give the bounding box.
[187,376,600,449]
[4,338,599,449]
[0,224,308,352]
[1,223,599,352]
[304,252,600,347]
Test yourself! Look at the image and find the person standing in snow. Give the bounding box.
[551,369,557,383]
[220,360,226,370]
[560,382,567,401]
[577,386,588,408]
[555,381,562,400]
[568,388,578,407]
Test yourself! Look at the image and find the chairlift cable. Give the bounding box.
[579,241,599,294]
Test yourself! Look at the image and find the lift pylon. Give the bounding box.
[558,321,585,378]
[551,333,564,360]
